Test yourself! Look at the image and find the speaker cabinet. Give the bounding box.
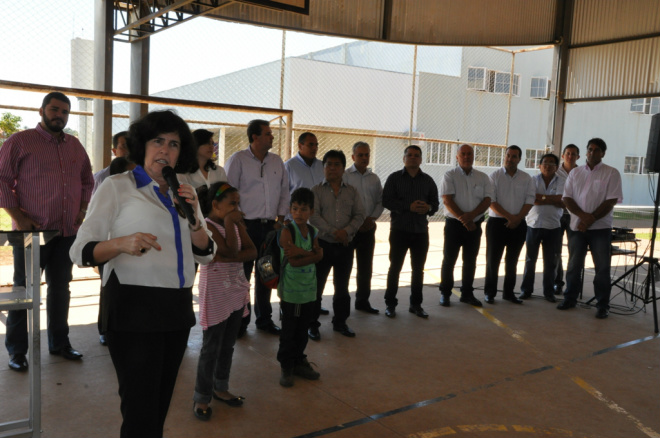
[645,113,660,172]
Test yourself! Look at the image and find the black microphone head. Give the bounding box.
[161,165,175,180]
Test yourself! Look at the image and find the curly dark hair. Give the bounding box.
[127,110,195,173]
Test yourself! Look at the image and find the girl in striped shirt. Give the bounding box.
[192,182,256,421]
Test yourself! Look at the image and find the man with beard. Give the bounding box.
[0,92,94,371]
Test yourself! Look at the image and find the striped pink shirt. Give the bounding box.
[198,218,250,330]
[0,123,94,237]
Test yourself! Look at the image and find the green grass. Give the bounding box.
[634,232,660,241]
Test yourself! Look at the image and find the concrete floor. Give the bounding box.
[1,222,659,438]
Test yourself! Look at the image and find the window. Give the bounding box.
[631,97,660,114]
[474,146,504,167]
[531,77,550,99]
[624,156,648,174]
[467,67,487,90]
[492,72,520,95]
[426,142,452,165]
[525,149,544,168]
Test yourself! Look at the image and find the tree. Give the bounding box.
[0,112,22,146]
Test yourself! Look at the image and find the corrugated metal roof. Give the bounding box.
[571,0,660,46]
[567,36,660,100]
[190,0,561,46]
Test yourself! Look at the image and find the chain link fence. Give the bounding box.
[1,1,657,284]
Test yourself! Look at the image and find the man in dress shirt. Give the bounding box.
[309,150,365,340]
[92,131,129,195]
[284,132,324,193]
[0,92,94,371]
[283,132,331,316]
[519,153,565,302]
[343,142,384,314]
[559,138,622,319]
[382,145,438,318]
[554,144,580,295]
[439,144,493,308]
[484,145,535,305]
[225,119,290,336]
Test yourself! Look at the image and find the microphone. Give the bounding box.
[162,166,197,226]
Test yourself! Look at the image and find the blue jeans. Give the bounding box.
[564,228,612,309]
[5,235,76,354]
[520,227,562,297]
[193,308,243,404]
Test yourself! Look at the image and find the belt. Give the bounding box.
[245,218,275,224]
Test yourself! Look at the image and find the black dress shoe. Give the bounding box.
[459,295,482,307]
[50,346,83,361]
[308,327,321,341]
[544,294,557,303]
[519,292,532,300]
[595,308,609,319]
[257,323,281,335]
[213,392,245,407]
[484,295,495,304]
[557,299,576,310]
[554,285,563,295]
[333,324,356,337]
[193,403,212,421]
[319,306,330,315]
[503,295,523,304]
[385,306,396,318]
[99,334,108,346]
[355,302,379,314]
[439,295,451,307]
[8,353,28,371]
[409,306,429,318]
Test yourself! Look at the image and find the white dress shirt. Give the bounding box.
[439,166,494,221]
[225,146,290,220]
[563,162,623,230]
[342,164,384,219]
[178,165,227,189]
[526,173,565,229]
[284,153,324,193]
[488,167,536,218]
[70,166,214,289]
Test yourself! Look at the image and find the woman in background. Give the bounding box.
[179,128,227,189]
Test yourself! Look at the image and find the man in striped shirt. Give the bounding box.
[0,92,94,371]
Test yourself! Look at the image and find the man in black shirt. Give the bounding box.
[382,146,439,318]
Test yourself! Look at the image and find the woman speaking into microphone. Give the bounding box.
[70,110,215,438]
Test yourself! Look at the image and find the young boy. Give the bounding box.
[277,188,324,387]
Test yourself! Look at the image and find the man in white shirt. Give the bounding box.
[284,132,324,193]
[342,142,383,314]
[484,145,535,305]
[559,138,623,319]
[225,119,290,335]
[519,153,565,302]
[554,144,580,295]
[439,144,493,308]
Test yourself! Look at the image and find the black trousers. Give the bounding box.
[311,240,354,329]
[278,300,315,369]
[384,229,429,308]
[352,228,376,305]
[242,219,277,329]
[107,328,190,438]
[440,218,483,297]
[554,212,571,289]
[484,217,527,297]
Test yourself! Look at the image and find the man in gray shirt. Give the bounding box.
[310,150,365,340]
